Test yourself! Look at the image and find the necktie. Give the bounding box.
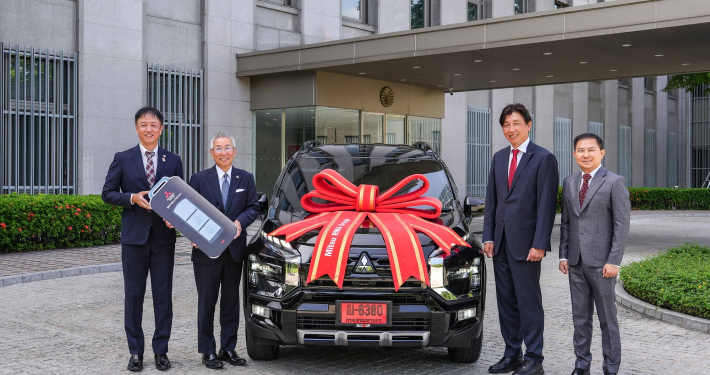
[221,174,230,209]
[508,149,520,190]
[579,173,592,207]
[145,151,155,186]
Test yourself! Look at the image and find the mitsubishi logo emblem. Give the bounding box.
[353,253,376,274]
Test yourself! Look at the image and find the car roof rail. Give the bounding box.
[411,141,433,154]
[299,140,323,152]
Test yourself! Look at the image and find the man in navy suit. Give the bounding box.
[102,107,183,372]
[180,131,258,369]
[483,104,559,375]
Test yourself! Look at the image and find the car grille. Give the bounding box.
[297,315,430,332]
[305,254,427,289]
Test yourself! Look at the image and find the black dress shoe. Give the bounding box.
[127,354,144,372]
[603,372,617,375]
[154,353,171,371]
[489,356,524,373]
[218,350,247,366]
[202,354,224,369]
[571,369,590,375]
[512,360,544,375]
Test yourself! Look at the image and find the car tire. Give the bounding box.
[245,326,280,360]
[447,333,482,363]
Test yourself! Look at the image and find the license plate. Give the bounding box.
[338,302,390,326]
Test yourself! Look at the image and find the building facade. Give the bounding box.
[0,0,705,198]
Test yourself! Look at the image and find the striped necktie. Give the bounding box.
[222,173,230,209]
[145,151,155,186]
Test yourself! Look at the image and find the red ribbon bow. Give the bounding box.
[269,169,470,291]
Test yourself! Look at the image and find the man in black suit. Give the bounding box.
[102,107,183,372]
[482,104,559,375]
[177,131,258,369]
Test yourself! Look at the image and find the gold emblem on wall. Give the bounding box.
[380,86,394,107]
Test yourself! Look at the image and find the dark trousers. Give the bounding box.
[193,252,243,355]
[569,258,621,373]
[493,235,544,363]
[122,228,175,355]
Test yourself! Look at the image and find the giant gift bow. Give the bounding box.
[268,169,470,291]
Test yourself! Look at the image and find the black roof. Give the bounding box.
[298,143,436,159]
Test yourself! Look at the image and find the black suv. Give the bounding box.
[244,143,486,363]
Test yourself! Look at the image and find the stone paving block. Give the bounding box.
[99,263,122,273]
[60,268,82,278]
[661,311,685,327]
[40,270,62,281]
[644,306,663,320]
[684,317,710,334]
[1,275,22,287]
[21,272,43,283]
[80,266,101,275]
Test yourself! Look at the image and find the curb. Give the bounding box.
[0,262,194,289]
[615,281,710,334]
[553,211,710,226]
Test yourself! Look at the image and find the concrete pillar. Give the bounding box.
[532,0,554,12]
[603,80,619,173]
[301,0,341,45]
[631,77,645,187]
[534,85,555,153]
[572,82,589,172]
[491,89,515,153]
[77,0,144,194]
[439,0,468,198]
[377,0,410,34]
[203,0,255,172]
[492,0,514,17]
[656,76,668,187]
[678,90,688,187]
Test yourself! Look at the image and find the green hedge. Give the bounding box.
[556,187,710,212]
[620,243,710,320]
[0,194,121,252]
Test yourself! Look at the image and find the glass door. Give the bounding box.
[385,114,406,145]
[254,109,283,194]
[363,113,384,144]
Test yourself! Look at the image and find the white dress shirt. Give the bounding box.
[130,144,159,205]
[561,163,618,267]
[216,166,232,196]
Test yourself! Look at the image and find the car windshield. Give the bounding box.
[274,157,456,216]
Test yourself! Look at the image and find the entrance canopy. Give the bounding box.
[236,0,710,93]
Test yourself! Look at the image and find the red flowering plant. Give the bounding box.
[0,193,121,252]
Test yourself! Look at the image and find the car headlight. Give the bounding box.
[428,255,482,300]
[260,230,295,251]
[249,235,301,299]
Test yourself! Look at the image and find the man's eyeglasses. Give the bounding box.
[214,147,234,153]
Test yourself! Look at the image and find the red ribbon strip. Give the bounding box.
[269,169,470,291]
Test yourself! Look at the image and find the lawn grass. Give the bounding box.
[620,243,710,320]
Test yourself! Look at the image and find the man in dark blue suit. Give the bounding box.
[102,107,183,372]
[483,104,559,375]
[181,131,258,369]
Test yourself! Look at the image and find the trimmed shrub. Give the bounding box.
[556,187,710,212]
[620,243,710,320]
[0,194,121,252]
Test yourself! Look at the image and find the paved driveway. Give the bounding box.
[1,217,709,374]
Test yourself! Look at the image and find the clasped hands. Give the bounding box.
[164,219,241,249]
[481,242,545,261]
[559,260,619,278]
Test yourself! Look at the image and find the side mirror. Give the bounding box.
[464,196,485,218]
[257,192,269,219]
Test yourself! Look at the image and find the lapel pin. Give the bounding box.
[162,155,166,162]
[236,176,240,179]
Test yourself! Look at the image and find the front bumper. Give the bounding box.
[245,288,484,349]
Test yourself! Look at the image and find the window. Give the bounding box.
[408,116,441,155]
[467,0,485,21]
[147,64,204,180]
[618,126,632,185]
[261,0,294,7]
[554,117,573,185]
[644,129,656,187]
[411,0,438,29]
[515,0,533,14]
[467,106,491,197]
[554,0,568,9]
[342,0,368,23]
[1,44,78,194]
[362,113,383,144]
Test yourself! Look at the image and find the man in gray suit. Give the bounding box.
[559,133,630,375]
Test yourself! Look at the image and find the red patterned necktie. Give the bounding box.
[145,151,156,186]
[508,149,519,190]
[579,173,591,207]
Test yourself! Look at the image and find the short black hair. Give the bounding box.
[499,103,532,126]
[574,133,604,150]
[135,107,164,125]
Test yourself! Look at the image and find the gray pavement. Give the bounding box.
[1,216,709,374]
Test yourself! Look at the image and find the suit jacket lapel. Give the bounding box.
[507,142,534,197]
[572,172,582,215]
[131,145,150,189]
[224,167,242,212]
[497,148,509,194]
[155,147,167,178]
[207,166,225,211]
[580,167,607,213]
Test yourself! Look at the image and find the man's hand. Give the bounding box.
[164,219,174,229]
[559,260,569,274]
[191,242,199,249]
[483,242,494,258]
[526,248,545,261]
[131,191,151,210]
[234,220,242,239]
[603,264,620,278]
